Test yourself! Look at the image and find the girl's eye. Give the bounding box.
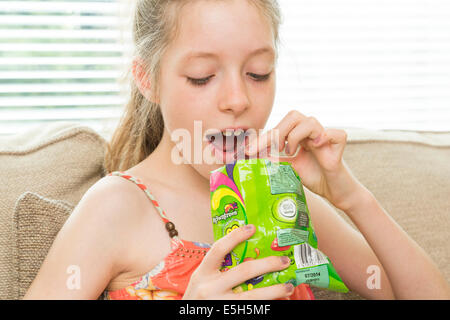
[187,75,214,87]
[186,72,271,87]
[249,72,272,82]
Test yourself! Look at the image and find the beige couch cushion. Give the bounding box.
[13,192,73,299]
[0,122,107,299]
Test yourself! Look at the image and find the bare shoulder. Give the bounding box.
[75,176,143,234]
[69,175,157,270]
[23,175,151,299]
[81,174,148,220]
[79,174,157,236]
[79,174,173,285]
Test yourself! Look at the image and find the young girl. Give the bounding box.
[24,0,449,300]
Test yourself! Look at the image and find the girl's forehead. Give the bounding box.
[168,1,275,63]
[176,1,272,39]
[176,46,275,68]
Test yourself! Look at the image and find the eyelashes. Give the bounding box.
[187,72,272,87]
[187,75,214,86]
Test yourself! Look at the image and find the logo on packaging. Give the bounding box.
[212,202,238,224]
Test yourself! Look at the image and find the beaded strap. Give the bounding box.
[108,171,179,238]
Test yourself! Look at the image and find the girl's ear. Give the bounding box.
[132,58,160,104]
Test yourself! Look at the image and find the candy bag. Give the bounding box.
[210,158,348,294]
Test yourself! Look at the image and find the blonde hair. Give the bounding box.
[104,0,282,173]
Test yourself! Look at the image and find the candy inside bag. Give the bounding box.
[210,159,349,294]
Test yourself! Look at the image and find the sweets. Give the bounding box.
[210,159,348,294]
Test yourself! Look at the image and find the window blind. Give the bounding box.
[1,0,449,138]
[270,0,450,131]
[0,0,130,138]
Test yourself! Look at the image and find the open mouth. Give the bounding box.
[205,128,250,162]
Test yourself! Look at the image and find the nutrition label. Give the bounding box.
[277,228,309,247]
[266,162,300,195]
[295,197,309,228]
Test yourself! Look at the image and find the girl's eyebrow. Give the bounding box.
[179,46,275,64]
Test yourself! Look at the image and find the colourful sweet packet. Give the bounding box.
[210,158,349,294]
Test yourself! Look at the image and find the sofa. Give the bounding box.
[0,121,449,300]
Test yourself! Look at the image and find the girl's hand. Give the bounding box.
[182,224,294,300]
[245,110,363,211]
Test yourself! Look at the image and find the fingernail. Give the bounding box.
[280,256,290,265]
[285,143,290,154]
[244,224,254,232]
[285,283,294,293]
[313,135,321,144]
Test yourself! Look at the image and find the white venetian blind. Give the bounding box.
[0,0,130,137]
[270,0,450,131]
[0,0,449,137]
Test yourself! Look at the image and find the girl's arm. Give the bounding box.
[305,187,395,299]
[307,183,450,300]
[341,184,450,299]
[246,111,449,299]
[23,178,135,299]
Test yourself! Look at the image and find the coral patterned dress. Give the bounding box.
[100,171,314,300]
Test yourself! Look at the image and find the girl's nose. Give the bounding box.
[218,75,250,116]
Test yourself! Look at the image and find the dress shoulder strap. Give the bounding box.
[107,171,180,239]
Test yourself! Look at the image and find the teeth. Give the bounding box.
[221,129,245,137]
[223,130,234,137]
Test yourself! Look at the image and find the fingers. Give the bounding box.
[285,116,324,155]
[219,255,291,289]
[317,128,348,160]
[324,128,348,146]
[244,129,276,158]
[245,111,330,157]
[245,111,306,157]
[232,282,295,300]
[276,110,308,155]
[199,224,256,272]
[188,223,299,300]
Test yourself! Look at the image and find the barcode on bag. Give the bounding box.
[294,243,328,269]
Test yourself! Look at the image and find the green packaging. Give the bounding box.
[210,158,348,293]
